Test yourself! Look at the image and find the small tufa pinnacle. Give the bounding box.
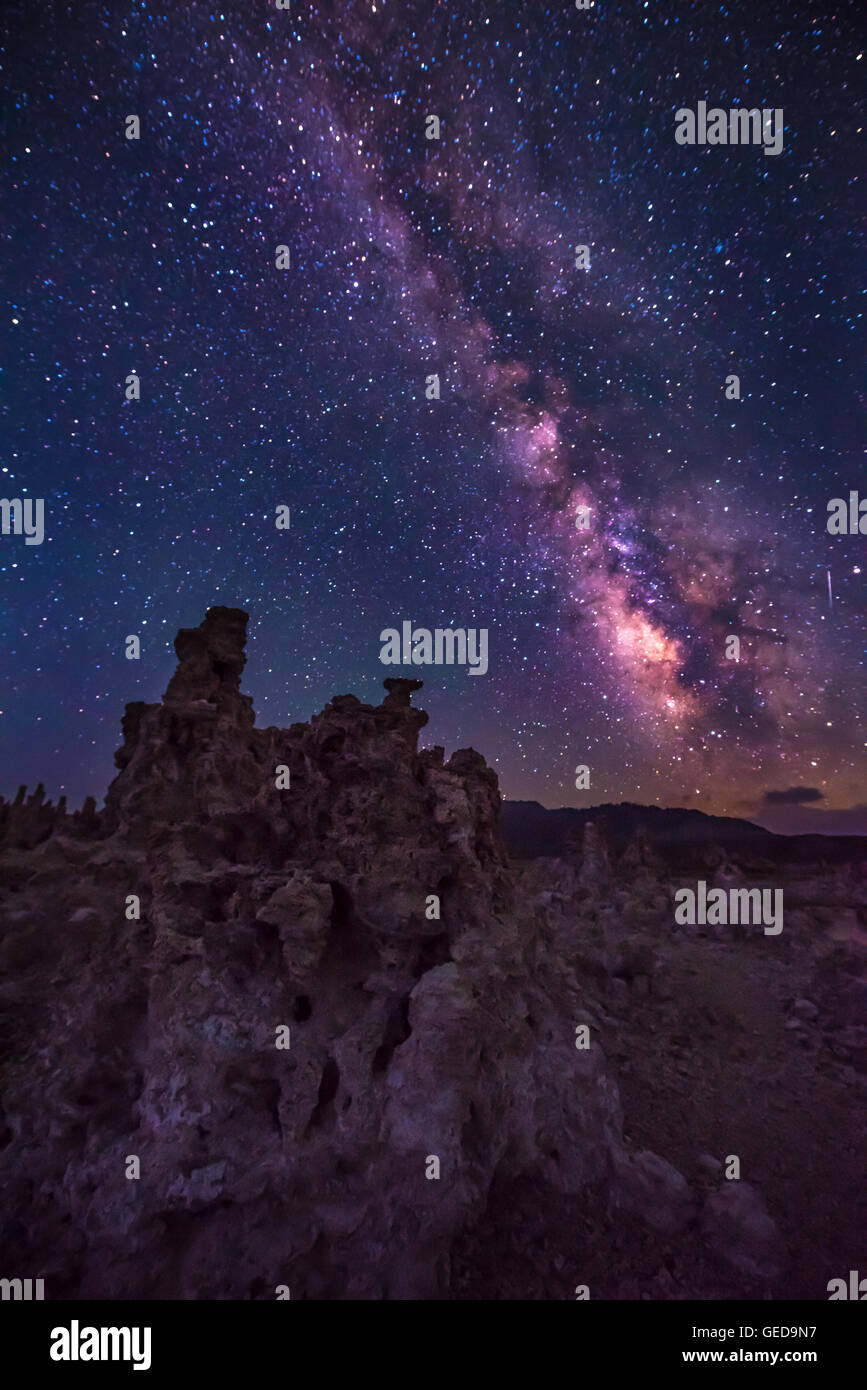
[381,677,424,710]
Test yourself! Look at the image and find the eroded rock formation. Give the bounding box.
[0,607,631,1299]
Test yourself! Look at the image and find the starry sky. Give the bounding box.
[3,0,865,833]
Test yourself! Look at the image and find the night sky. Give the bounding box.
[3,0,865,833]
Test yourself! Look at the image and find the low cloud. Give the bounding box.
[761,786,825,806]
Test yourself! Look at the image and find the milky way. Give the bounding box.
[3,0,865,831]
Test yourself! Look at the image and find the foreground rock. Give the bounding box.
[700,1182,786,1280]
[0,607,642,1299]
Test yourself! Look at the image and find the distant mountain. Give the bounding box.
[500,799,866,865]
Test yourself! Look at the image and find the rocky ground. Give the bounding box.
[1,606,864,1299]
[454,850,867,1298]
